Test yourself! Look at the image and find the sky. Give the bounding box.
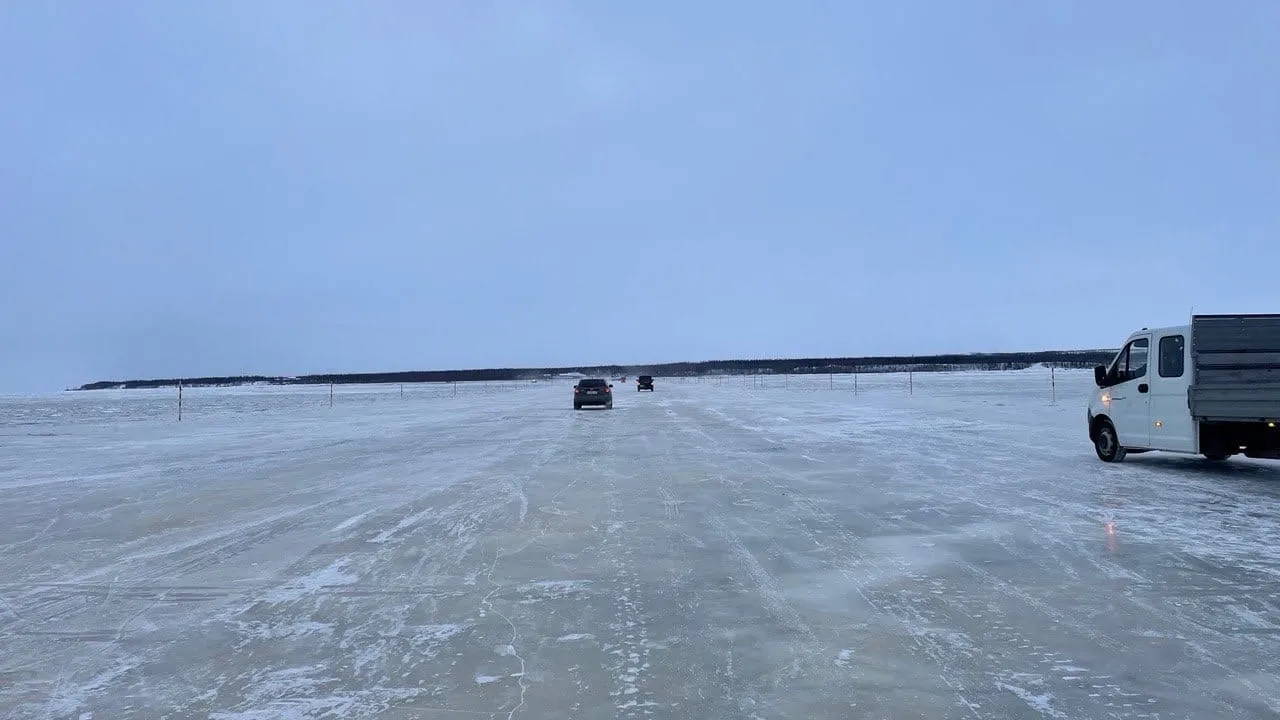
[2,2,1279,391]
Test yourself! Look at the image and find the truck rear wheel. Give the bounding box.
[1202,450,1232,461]
[1094,421,1126,463]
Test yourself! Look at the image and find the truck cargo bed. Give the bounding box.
[1190,314,1280,422]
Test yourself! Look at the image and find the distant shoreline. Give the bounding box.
[74,349,1114,390]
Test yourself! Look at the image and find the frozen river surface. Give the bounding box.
[2,371,1279,718]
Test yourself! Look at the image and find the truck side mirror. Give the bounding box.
[1094,365,1107,387]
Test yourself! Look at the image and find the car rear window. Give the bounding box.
[579,379,607,387]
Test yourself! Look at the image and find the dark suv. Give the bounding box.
[573,378,613,409]
[637,375,654,392]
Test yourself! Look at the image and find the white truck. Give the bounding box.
[1088,314,1280,462]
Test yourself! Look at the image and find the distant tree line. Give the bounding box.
[74,349,1116,391]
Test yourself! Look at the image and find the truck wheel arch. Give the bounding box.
[1091,415,1127,462]
[1089,414,1114,442]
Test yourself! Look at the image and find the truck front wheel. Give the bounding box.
[1094,421,1126,463]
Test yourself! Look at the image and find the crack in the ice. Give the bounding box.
[481,545,528,720]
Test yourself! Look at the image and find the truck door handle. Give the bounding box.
[1138,383,1149,393]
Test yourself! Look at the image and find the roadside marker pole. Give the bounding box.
[1051,366,1057,405]
[400,383,404,399]
[854,367,859,395]
[177,381,183,421]
[329,382,334,407]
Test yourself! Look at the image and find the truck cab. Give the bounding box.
[1089,326,1193,461]
[1089,315,1280,463]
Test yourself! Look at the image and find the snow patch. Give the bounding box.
[415,623,468,646]
[997,678,1066,719]
[41,659,138,716]
[517,579,591,603]
[370,508,435,544]
[241,620,334,642]
[260,559,358,605]
[209,665,430,720]
[1225,603,1276,630]
[330,510,373,533]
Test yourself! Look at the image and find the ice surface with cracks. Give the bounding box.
[1,371,1279,717]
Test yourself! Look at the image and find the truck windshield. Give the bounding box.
[1107,348,1124,376]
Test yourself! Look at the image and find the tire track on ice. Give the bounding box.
[727,427,1182,718]
[159,408,565,716]
[884,437,1276,717]
[601,478,656,718]
[667,401,1078,716]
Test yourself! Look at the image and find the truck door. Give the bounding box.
[1108,335,1151,449]
[1148,332,1196,452]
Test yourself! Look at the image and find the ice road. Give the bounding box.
[2,370,1279,718]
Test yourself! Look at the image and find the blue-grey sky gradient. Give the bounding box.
[3,2,1278,391]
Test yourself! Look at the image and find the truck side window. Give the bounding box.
[1123,338,1149,381]
[1159,335,1185,378]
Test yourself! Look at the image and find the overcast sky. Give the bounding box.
[3,2,1278,391]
